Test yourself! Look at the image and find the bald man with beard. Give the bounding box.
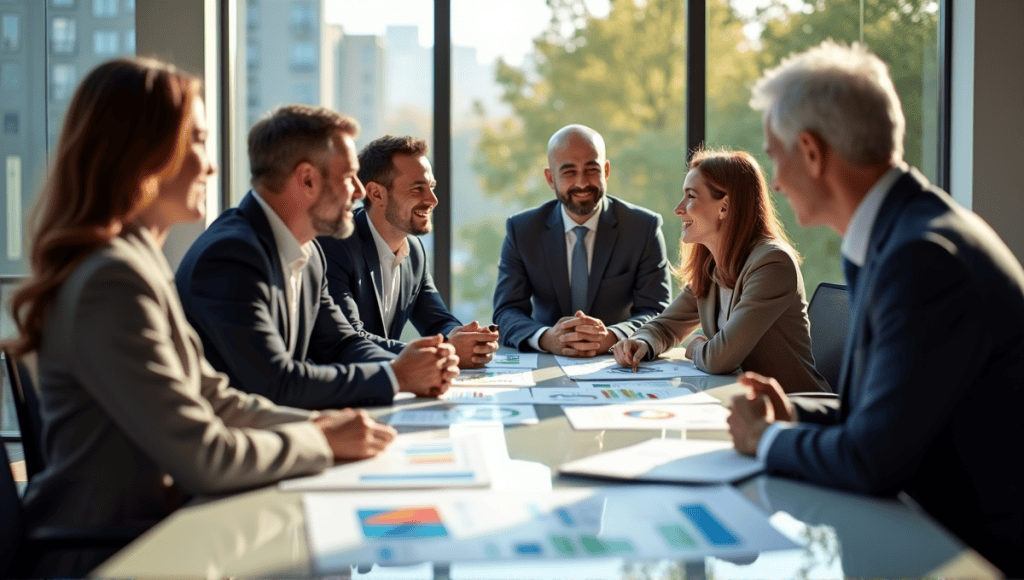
[493,124,671,356]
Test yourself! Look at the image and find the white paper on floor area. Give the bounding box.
[302,484,797,571]
[555,382,718,405]
[448,422,552,493]
[559,438,764,484]
[484,353,540,369]
[561,403,729,431]
[439,387,535,404]
[389,404,539,427]
[452,369,536,386]
[555,355,709,380]
[279,434,490,491]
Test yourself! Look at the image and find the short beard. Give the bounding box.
[309,183,353,239]
[385,197,432,236]
[558,185,604,218]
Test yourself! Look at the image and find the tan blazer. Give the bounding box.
[24,225,333,527]
[631,239,828,393]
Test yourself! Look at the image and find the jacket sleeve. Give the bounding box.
[493,217,547,350]
[606,213,672,338]
[70,259,332,496]
[179,236,396,410]
[630,283,701,357]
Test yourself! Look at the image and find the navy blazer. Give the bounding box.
[175,191,397,410]
[318,209,461,354]
[493,196,672,351]
[766,169,1024,574]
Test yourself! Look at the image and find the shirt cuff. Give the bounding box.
[756,421,794,462]
[528,327,550,352]
[382,361,400,394]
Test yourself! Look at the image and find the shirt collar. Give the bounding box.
[840,164,907,266]
[251,190,311,269]
[561,197,604,234]
[366,213,410,267]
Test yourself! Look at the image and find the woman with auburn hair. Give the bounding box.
[611,149,828,393]
[6,58,395,538]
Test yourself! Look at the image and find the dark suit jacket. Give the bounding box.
[493,196,672,351]
[765,169,1024,575]
[175,191,397,410]
[318,209,461,355]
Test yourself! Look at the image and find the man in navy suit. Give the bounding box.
[492,124,671,356]
[318,135,499,367]
[176,105,459,410]
[728,41,1024,575]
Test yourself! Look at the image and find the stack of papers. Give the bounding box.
[562,403,729,431]
[559,438,764,484]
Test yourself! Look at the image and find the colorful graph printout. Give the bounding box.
[388,404,539,426]
[562,403,729,431]
[279,436,490,490]
[555,355,709,380]
[576,381,719,405]
[439,387,534,404]
[484,353,539,369]
[302,485,797,570]
[452,369,536,386]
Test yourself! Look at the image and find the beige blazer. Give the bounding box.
[24,225,332,527]
[631,239,828,393]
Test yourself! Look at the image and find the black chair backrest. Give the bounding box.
[807,282,849,393]
[0,441,25,575]
[3,351,44,481]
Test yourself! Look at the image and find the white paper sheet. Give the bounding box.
[555,355,709,380]
[484,353,540,369]
[279,435,490,491]
[389,404,539,426]
[559,438,763,484]
[452,369,536,386]
[439,387,535,404]
[561,403,729,431]
[572,381,719,404]
[303,485,797,570]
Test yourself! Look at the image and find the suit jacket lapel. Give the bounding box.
[543,206,572,314]
[587,199,618,313]
[355,211,389,337]
[240,192,291,347]
[393,237,417,338]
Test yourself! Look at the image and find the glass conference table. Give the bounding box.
[92,349,1000,579]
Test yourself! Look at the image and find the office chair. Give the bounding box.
[3,351,44,481]
[807,282,849,393]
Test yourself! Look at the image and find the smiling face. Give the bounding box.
[155,96,217,225]
[382,153,437,236]
[675,167,728,252]
[309,133,365,239]
[545,134,609,223]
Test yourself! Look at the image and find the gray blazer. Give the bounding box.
[24,225,332,528]
[631,239,828,393]
[493,196,672,350]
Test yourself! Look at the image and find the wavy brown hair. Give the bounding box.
[4,57,198,356]
[678,149,796,298]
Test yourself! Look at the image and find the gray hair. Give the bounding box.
[750,40,905,166]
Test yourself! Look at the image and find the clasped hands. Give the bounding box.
[540,310,617,357]
[390,334,460,398]
[447,321,500,368]
[727,371,796,456]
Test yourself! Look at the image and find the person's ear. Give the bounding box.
[544,168,555,190]
[294,162,318,197]
[603,159,611,179]
[365,181,386,206]
[719,195,729,220]
[798,130,828,179]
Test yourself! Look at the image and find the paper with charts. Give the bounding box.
[279,436,490,491]
[439,387,535,404]
[555,355,708,380]
[452,369,536,387]
[562,404,729,431]
[571,381,719,404]
[302,484,797,570]
[389,404,539,426]
[559,438,764,484]
[484,353,539,369]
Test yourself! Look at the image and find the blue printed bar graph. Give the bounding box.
[679,504,740,546]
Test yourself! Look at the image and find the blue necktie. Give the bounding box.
[571,226,589,313]
[842,256,860,297]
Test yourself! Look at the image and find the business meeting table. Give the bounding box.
[92,348,1001,579]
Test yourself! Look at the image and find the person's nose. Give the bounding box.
[352,177,366,201]
[425,188,438,208]
[674,198,686,216]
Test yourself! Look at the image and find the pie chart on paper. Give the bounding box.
[624,409,676,420]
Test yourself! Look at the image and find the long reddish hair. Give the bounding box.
[678,149,795,298]
[4,57,197,356]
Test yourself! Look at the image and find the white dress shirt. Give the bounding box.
[366,217,410,336]
[528,198,626,351]
[756,164,907,461]
[251,192,399,391]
